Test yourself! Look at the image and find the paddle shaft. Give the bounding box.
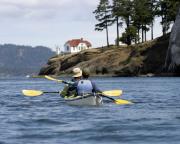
[44,75,73,85]
[101,95,116,102]
[44,92,59,94]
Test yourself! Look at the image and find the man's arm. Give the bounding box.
[91,81,101,93]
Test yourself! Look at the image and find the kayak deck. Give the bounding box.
[63,94,103,106]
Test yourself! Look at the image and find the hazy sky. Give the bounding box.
[0,0,163,51]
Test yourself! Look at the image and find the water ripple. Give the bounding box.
[0,77,180,144]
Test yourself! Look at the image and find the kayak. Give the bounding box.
[21,89,132,106]
[63,94,103,106]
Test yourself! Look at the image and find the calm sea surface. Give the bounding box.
[0,76,180,144]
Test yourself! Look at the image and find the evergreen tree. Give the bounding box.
[120,26,139,45]
[93,0,113,47]
[113,0,134,45]
[132,0,142,43]
[112,0,123,46]
[157,0,170,35]
[165,0,180,22]
[157,0,179,35]
[132,0,154,43]
[94,0,180,47]
[150,0,158,40]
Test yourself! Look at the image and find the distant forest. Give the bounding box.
[0,44,55,76]
[93,0,180,46]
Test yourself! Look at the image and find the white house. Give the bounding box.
[63,38,92,53]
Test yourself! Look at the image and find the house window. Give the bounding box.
[66,46,69,51]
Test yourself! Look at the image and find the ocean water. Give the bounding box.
[0,76,180,144]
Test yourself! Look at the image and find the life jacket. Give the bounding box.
[77,79,93,95]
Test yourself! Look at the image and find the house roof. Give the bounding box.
[65,38,92,47]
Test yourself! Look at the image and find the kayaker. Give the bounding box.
[61,67,82,97]
[77,68,101,95]
[61,67,100,97]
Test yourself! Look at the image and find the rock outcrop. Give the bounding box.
[165,7,180,74]
[39,34,171,76]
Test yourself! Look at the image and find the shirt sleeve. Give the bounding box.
[91,81,101,93]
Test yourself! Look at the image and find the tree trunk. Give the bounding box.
[142,25,144,43]
[138,28,140,43]
[126,16,131,45]
[151,22,154,40]
[116,17,119,47]
[106,22,109,47]
[151,0,154,40]
[105,11,109,47]
[162,15,167,35]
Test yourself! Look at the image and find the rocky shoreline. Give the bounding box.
[38,33,180,77]
[39,8,180,77]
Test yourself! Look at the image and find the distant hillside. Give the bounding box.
[39,34,177,76]
[0,44,56,76]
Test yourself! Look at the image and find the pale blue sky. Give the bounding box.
[0,0,164,51]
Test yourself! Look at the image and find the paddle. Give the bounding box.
[44,75,72,84]
[44,75,122,97]
[100,95,133,105]
[22,90,59,96]
[100,90,122,97]
[22,89,122,97]
[22,90,132,105]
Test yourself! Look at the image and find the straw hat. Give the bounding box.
[72,67,82,77]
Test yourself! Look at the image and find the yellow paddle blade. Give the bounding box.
[115,99,133,105]
[102,90,123,97]
[45,75,63,83]
[22,90,43,96]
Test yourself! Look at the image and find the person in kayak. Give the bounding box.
[77,68,101,96]
[61,67,100,97]
[61,67,82,97]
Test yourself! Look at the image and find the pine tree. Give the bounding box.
[150,0,158,40]
[156,0,179,35]
[93,0,113,47]
[114,0,134,45]
[132,0,154,43]
[112,0,125,46]
[165,0,180,22]
[120,26,139,44]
